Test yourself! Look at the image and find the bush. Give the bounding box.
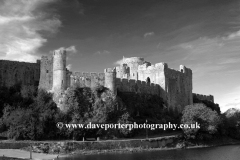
[181,103,221,140]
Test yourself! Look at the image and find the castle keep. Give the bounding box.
[0,49,214,112]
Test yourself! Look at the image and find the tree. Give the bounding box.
[181,103,221,139]
[62,86,93,122]
[221,108,240,139]
[91,85,120,123]
[1,89,59,140]
[117,112,134,137]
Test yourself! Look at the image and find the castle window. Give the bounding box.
[181,69,183,73]
[46,70,48,73]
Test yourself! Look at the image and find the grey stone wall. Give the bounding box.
[0,60,40,87]
[39,56,53,90]
[193,93,214,103]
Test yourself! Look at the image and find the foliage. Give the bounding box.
[0,89,59,140]
[91,85,122,123]
[0,83,182,140]
[181,103,221,139]
[62,86,93,122]
[117,112,134,137]
[117,91,164,121]
[220,108,240,139]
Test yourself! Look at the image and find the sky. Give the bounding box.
[0,0,240,112]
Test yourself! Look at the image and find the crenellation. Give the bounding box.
[193,93,214,103]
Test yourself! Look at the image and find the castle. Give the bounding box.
[0,49,214,112]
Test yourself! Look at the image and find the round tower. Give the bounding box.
[122,57,144,80]
[104,68,116,94]
[52,49,67,94]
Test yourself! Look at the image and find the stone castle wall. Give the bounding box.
[193,93,214,103]
[64,56,193,112]
[0,49,212,113]
[114,57,193,112]
[0,60,40,87]
[39,56,53,90]
[115,78,162,95]
[165,65,193,112]
[70,72,105,88]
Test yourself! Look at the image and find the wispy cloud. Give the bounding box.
[221,85,240,112]
[74,0,85,15]
[175,32,240,76]
[114,58,124,65]
[217,58,240,65]
[57,46,77,54]
[225,30,240,40]
[144,32,155,38]
[94,50,110,55]
[0,0,61,62]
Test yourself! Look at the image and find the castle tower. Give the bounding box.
[122,57,144,80]
[104,68,116,94]
[180,65,193,105]
[52,49,67,96]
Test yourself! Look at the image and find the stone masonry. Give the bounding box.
[0,60,40,87]
[38,49,194,112]
[0,49,213,113]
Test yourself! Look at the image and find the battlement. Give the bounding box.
[193,93,214,103]
[104,67,116,73]
[41,56,49,60]
[138,62,168,71]
[70,71,105,88]
[72,72,105,78]
[0,59,40,65]
[53,49,66,56]
[116,78,160,86]
[179,65,192,75]
[115,78,160,95]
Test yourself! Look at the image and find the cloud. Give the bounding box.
[114,59,123,65]
[225,30,240,40]
[217,58,240,65]
[224,99,240,110]
[179,44,193,50]
[57,46,77,54]
[0,0,61,62]
[175,33,240,75]
[114,56,127,65]
[74,0,85,15]
[216,85,240,112]
[144,32,155,38]
[94,50,110,55]
[222,98,240,113]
